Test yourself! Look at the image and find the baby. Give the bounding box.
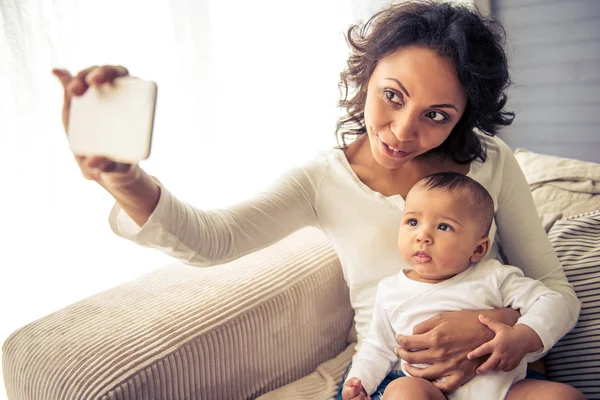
[341,172,578,400]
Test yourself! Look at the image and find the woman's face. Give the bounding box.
[363,45,467,170]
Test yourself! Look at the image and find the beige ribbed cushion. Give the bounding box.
[2,227,354,400]
[256,343,356,400]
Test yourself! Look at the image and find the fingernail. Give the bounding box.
[86,70,102,85]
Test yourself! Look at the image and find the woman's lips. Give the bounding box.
[376,134,412,159]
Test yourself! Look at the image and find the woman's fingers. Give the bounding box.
[395,347,436,364]
[412,313,443,335]
[82,156,131,173]
[68,65,99,96]
[83,156,110,170]
[52,68,73,90]
[69,65,128,96]
[85,65,129,86]
[78,157,131,182]
[56,64,129,102]
[80,157,115,180]
[396,332,432,352]
[402,363,446,381]
[78,156,106,180]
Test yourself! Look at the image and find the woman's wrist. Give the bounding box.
[108,167,161,227]
[480,307,520,327]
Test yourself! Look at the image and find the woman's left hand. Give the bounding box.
[395,308,520,394]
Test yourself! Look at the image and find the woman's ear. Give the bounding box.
[470,237,490,263]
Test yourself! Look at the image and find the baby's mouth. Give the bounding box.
[414,251,432,263]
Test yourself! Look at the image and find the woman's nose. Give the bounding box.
[390,112,418,142]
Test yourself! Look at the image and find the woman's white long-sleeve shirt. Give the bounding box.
[109,135,580,350]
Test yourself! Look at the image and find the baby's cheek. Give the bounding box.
[399,247,413,266]
[438,252,465,272]
[397,233,410,255]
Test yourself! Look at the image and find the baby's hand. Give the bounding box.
[342,377,371,400]
[467,314,543,374]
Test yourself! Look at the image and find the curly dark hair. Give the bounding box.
[336,0,515,163]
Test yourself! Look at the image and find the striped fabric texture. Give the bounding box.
[2,227,354,400]
[545,210,600,400]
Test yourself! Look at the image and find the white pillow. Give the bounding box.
[513,148,600,231]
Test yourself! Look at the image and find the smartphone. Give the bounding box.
[67,76,157,164]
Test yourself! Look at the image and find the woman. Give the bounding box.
[52,1,581,398]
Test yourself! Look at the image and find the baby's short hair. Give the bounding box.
[418,172,494,237]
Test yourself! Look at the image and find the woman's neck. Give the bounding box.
[344,134,470,198]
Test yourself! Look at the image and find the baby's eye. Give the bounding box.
[408,219,418,226]
[438,223,453,232]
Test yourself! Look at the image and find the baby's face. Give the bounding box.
[398,184,489,283]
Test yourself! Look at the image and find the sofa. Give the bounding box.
[3,148,600,400]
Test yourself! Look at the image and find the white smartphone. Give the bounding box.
[67,76,157,164]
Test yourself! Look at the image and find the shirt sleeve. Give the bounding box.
[346,280,399,396]
[108,155,326,266]
[493,139,581,360]
[495,263,573,360]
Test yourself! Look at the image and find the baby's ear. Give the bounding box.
[470,237,490,263]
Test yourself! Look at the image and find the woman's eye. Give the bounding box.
[408,219,418,226]
[384,90,402,104]
[426,111,448,122]
[438,223,452,232]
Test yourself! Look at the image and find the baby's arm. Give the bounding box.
[467,264,571,374]
[346,281,399,396]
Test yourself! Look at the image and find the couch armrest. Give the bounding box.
[2,227,353,400]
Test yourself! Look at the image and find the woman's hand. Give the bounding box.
[394,308,520,394]
[53,65,161,226]
[52,65,139,190]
